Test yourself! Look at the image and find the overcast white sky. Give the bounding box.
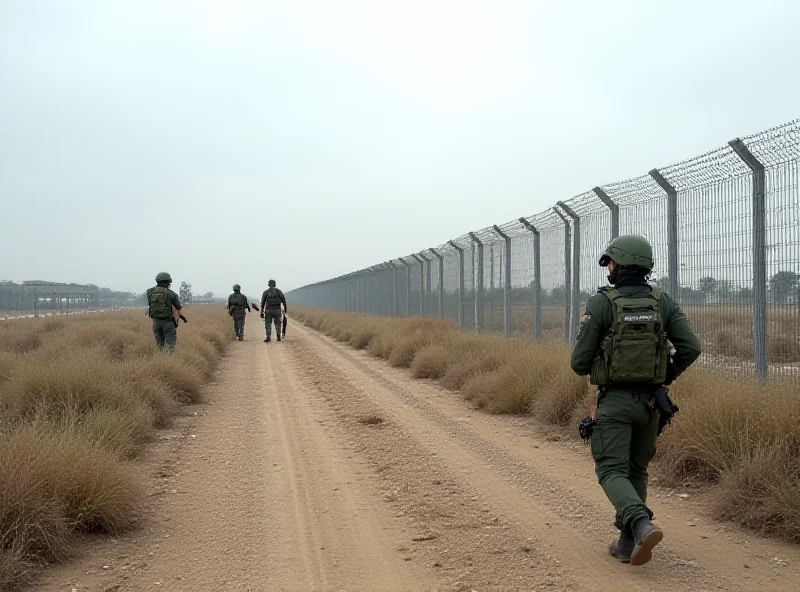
[1,0,798,296]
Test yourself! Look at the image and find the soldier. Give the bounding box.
[260,279,287,343]
[227,284,252,341]
[146,272,185,351]
[570,235,701,566]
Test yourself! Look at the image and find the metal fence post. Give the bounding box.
[354,272,361,313]
[419,252,433,316]
[729,138,768,380]
[384,262,394,316]
[492,225,512,337]
[361,271,368,314]
[376,266,384,315]
[399,257,411,317]
[365,269,372,314]
[649,169,679,297]
[391,262,398,317]
[557,202,581,344]
[553,207,572,342]
[358,274,365,313]
[468,232,484,332]
[411,254,424,316]
[519,218,542,340]
[593,186,619,239]
[430,248,445,319]
[448,240,465,327]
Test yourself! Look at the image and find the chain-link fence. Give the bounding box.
[290,120,800,382]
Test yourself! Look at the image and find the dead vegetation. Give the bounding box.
[296,306,800,544]
[0,307,229,590]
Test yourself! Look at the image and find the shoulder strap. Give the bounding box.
[650,286,662,301]
[600,288,621,303]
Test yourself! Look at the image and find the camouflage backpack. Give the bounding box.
[590,287,669,385]
[148,286,172,319]
[229,292,247,308]
[265,288,281,308]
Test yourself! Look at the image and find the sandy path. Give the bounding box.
[37,322,800,591]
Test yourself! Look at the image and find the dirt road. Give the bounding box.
[39,323,800,591]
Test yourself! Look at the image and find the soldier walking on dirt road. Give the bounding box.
[260,279,287,343]
[570,235,701,566]
[227,284,252,341]
[146,272,185,351]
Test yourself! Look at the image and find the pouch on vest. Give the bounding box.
[265,289,281,308]
[149,287,172,319]
[590,288,668,385]
[230,293,246,308]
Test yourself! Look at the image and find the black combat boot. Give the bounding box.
[608,527,635,563]
[264,336,271,343]
[276,335,281,342]
[630,518,663,566]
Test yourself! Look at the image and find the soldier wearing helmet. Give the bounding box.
[571,235,700,566]
[227,283,252,341]
[146,272,184,351]
[260,279,287,342]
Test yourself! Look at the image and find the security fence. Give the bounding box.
[290,120,800,382]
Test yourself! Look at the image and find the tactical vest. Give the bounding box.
[590,287,669,386]
[264,288,281,308]
[229,292,247,309]
[148,286,172,319]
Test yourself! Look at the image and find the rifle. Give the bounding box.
[282,312,287,337]
[172,306,188,328]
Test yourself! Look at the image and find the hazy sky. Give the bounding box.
[1,0,798,296]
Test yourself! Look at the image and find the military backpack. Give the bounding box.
[148,286,172,319]
[264,288,281,308]
[229,292,247,308]
[590,287,669,385]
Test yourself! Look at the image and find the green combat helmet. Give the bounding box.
[598,235,654,270]
[155,272,172,283]
[268,279,276,287]
[233,284,241,291]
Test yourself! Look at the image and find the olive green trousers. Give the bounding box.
[591,388,659,530]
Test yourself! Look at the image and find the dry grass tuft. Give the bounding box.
[0,305,230,587]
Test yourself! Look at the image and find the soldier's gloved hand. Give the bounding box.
[260,312,264,319]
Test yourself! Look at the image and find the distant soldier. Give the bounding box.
[227,284,252,341]
[260,279,287,342]
[147,272,185,351]
[570,235,701,566]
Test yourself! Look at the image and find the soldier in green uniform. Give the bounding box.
[227,284,252,341]
[260,279,287,343]
[571,235,701,566]
[146,272,184,351]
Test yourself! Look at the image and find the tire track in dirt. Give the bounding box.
[258,337,428,590]
[294,322,800,592]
